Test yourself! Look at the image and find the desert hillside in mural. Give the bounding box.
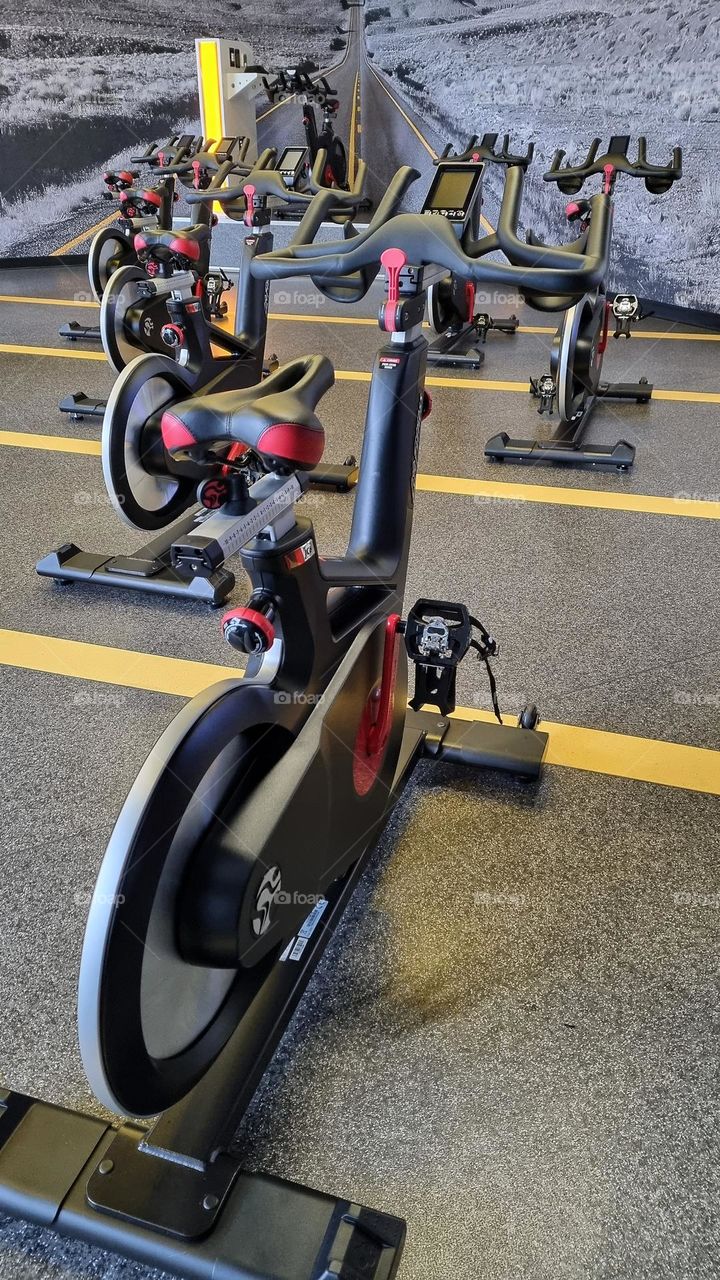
[365,0,720,310]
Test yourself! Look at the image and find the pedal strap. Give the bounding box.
[468,614,502,724]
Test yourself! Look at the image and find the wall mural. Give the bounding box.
[1,0,718,313]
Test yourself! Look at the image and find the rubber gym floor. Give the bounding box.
[0,247,719,1280]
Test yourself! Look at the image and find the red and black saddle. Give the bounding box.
[161,356,334,473]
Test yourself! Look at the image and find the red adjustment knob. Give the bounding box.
[222,607,275,655]
[603,163,615,194]
[198,477,229,509]
[157,152,166,168]
[161,322,185,348]
[192,159,202,189]
[379,247,407,333]
[565,201,581,219]
[243,183,256,227]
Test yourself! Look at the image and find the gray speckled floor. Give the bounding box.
[0,262,719,1280]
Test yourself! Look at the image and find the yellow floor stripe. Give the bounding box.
[1,626,717,796]
[517,324,720,342]
[0,341,106,361]
[2,295,718,345]
[0,429,100,455]
[3,427,720,520]
[0,294,99,309]
[0,629,233,698]
[416,474,720,520]
[6,341,718,405]
[51,212,118,257]
[453,705,720,797]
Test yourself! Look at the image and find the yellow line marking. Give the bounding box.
[0,629,234,698]
[416,474,720,520]
[452,705,720,797]
[366,61,437,159]
[0,295,99,309]
[517,324,720,342]
[3,341,719,406]
[1,626,717,796]
[51,212,118,257]
[349,69,360,184]
[0,342,107,360]
[3,427,720,520]
[3,294,718,346]
[0,429,101,455]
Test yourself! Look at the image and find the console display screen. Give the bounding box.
[426,167,479,212]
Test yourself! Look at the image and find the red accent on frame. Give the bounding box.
[352,614,402,796]
[464,281,476,323]
[598,301,611,355]
[421,390,433,420]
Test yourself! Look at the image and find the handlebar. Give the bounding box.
[155,137,250,179]
[188,149,367,212]
[251,165,611,301]
[184,149,278,204]
[545,136,683,194]
[130,136,202,168]
[441,132,534,171]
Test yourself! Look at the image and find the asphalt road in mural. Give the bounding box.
[1,3,443,259]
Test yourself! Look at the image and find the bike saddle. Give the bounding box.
[118,185,164,213]
[134,223,211,263]
[161,355,334,472]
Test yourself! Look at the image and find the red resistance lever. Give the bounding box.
[244,183,256,227]
[603,163,615,195]
[192,159,202,190]
[380,247,408,333]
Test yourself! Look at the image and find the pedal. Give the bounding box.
[529,373,557,415]
[474,313,519,342]
[612,293,641,338]
[404,599,500,718]
[204,268,233,318]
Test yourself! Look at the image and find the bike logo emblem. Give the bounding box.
[143,318,154,336]
[252,866,282,936]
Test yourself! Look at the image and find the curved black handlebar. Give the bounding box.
[155,137,250,180]
[251,165,611,302]
[545,136,682,195]
[188,149,367,211]
[184,148,277,204]
[441,132,534,171]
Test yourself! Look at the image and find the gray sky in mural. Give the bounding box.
[1,0,718,312]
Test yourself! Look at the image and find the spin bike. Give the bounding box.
[424,134,532,369]
[257,60,350,189]
[1,161,611,1280]
[485,136,682,469]
[59,133,209,343]
[59,137,259,422]
[38,154,370,604]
